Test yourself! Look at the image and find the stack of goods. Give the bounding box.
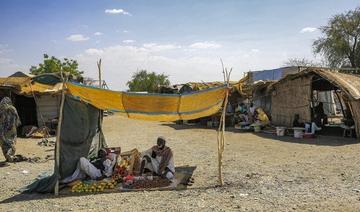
[119,148,141,175]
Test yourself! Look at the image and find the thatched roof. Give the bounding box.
[0,76,31,88]
[272,68,360,100]
[0,75,63,96]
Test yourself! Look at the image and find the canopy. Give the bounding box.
[24,81,227,193]
[66,82,227,121]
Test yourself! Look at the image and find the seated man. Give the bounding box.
[62,148,117,183]
[248,103,256,123]
[314,102,328,126]
[235,103,249,123]
[139,137,175,180]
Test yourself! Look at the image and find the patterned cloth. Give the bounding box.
[0,97,21,162]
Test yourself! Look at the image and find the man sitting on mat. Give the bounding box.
[139,136,175,180]
[62,148,117,183]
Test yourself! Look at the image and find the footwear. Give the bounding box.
[0,161,9,167]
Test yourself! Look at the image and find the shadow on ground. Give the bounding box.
[162,123,358,147]
[252,131,358,147]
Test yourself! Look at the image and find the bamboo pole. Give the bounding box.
[54,69,66,196]
[217,61,232,186]
[97,59,102,88]
[97,59,103,149]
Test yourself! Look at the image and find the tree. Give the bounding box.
[313,7,360,68]
[30,54,84,77]
[283,58,320,67]
[127,70,170,93]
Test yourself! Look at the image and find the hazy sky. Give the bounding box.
[0,0,359,90]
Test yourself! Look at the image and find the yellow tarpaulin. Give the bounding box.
[66,82,226,121]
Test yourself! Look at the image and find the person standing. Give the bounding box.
[0,97,21,162]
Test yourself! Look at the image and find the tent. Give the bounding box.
[25,82,227,193]
[269,68,360,138]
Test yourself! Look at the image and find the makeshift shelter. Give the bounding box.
[158,76,250,124]
[270,68,360,138]
[25,95,105,193]
[25,82,228,193]
[248,80,276,116]
[0,74,63,129]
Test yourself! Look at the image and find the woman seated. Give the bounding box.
[254,107,270,126]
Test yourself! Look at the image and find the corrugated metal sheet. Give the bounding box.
[36,95,60,126]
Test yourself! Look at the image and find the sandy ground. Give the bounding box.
[1,115,360,211]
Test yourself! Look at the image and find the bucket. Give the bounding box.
[254,125,261,132]
[294,129,304,138]
[276,127,285,136]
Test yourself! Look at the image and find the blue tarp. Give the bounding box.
[251,68,284,81]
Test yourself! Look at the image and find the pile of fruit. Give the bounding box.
[70,179,118,193]
[112,158,131,181]
[113,165,128,177]
[119,158,130,169]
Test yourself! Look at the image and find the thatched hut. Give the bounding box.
[0,73,63,129]
[269,68,360,138]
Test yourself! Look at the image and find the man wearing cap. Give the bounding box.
[62,148,117,183]
[139,137,175,179]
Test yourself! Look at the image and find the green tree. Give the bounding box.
[127,70,170,93]
[283,58,320,67]
[313,7,360,68]
[30,54,84,77]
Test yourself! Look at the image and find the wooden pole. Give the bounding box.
[97,59,102,88]
[97,59,103,149]
[54,69,66,196]
[217,61,232,186]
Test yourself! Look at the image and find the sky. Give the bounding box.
[0,0,359,90]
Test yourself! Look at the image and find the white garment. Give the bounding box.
[249,106,256,114]
[61,155,116,183]
[141,149,175,179]
[102,153,117,177]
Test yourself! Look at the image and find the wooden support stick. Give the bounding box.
[97,59,103,148]
[54,70,66,196]
[97,59,102,88]
[217,62,231,186]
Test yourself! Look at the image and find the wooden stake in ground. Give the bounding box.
[217,61,232,186]
[97,59,102,88]
[54,70,66,196]
[96,59,103,149]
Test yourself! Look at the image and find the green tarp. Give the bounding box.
[24,95,106,193]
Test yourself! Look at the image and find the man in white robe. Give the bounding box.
[140,137,175,179]
[62,148,117,183]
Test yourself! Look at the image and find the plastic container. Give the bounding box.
[254,125,261,132]
[293,128,304,138]
[276,127,285,136]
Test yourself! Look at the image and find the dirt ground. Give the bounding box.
[1,115,360,211]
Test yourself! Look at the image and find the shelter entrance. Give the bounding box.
[310,75,355,137]
[14,94,38,128]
